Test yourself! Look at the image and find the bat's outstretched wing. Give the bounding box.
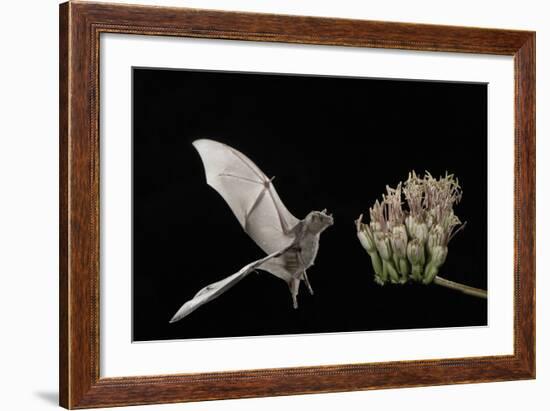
[193,139,300,254]
[169,248,289,323]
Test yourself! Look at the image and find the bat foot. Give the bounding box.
[302,271,314,295]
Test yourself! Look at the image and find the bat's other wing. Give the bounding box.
[193,139,299,254]
[169,248,289,323]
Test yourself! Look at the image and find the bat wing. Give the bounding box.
[193,139,300,254]
[169,248,289,322]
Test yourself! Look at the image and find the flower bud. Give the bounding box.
[430,245,448,267]
[412,221,429,244]
[370,221,383,234]
[361,234,384,281]
[423,264,438,284]
[422,245,448,284]
[357,223,376,254]
[383,260,400,283]
[427,224,445,255]
[426,212,435,229]
[374,232,392,261]
[370,253,384,282]
[411,265,424,282]
[397,258,410,280]
[405,215,414,236]
[391,224,408,258]
[406,239,425,266]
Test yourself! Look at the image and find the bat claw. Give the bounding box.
[302,271,314,295]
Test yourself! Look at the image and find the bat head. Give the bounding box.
[304,209,334,234]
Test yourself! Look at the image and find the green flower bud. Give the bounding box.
[398,258,410,280]
[411,264,424,282]
[427,224,445,255]
[412,221,429,244]
[370,221,383,234]
[374,232,392,261]
[407,239,425,282]
[430,245,448,267]
[405,215,415,236]
[423,263,439,284]
[356,216,385,283]
[391,255,409,282]
[381,261,388,282]
[426,212,435,229]
[370,253,384,282]
[391,224,408,258]
[423,245,448,284]
[383,259,400,283]
[357,223,376,253]
[363,231,384,278]
[406,216,428,244]
[406,239,425,266]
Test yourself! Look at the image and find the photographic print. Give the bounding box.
[60,5,535,406]
[132,67,488,342]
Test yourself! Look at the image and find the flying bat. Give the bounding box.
[169,139,333,323]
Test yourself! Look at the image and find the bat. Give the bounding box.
[169,139,333,323]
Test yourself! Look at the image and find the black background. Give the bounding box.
[132,68,487,342]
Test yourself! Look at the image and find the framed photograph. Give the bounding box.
[59,1,535,409]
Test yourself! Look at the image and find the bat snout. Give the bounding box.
[321,209,333,220]
[318,209,334,227]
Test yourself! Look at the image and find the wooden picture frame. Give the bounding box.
[59,1,535,408]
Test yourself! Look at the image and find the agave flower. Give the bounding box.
[356,171,486,299]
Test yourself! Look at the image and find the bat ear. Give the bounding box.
[321,208,327,214]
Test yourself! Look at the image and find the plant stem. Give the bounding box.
[434,276,487,299]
